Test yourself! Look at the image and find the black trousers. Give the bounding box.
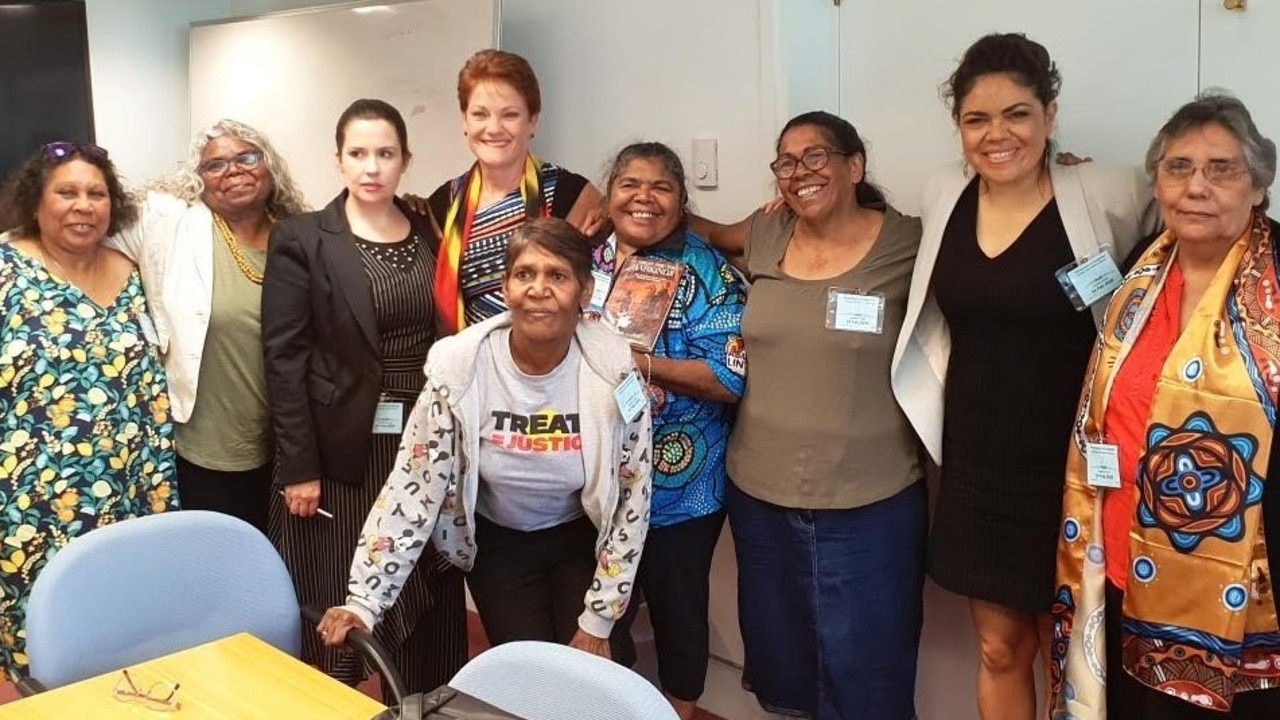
[177,454,272,534]
[466,514,629,657]
[612,510,725,701]
[1105,581,1280,719]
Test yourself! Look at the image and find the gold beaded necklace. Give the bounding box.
[212,212,267,285]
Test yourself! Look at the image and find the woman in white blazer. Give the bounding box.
[110,119,308,532]
[889,33,1157,720]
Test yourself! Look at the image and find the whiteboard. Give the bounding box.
[190,0,499,208]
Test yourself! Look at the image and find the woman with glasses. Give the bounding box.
[889,34,1159,719]
[108,119,308,533]
[0,143,178,679]
[262,99,466,694]
[693,111,927,720]
[1051,93,1280,719]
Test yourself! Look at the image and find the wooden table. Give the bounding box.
[0,633,387,719]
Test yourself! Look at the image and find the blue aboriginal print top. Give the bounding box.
[593,228,746,527]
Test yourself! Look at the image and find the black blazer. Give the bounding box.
[262,191,436,486]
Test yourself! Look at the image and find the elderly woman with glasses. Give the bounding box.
[693,111,927,720]
[1051,93,1280,720]
[0,142,178,680]
[108,119,308,532]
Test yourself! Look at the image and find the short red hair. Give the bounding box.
[457,49,542,117]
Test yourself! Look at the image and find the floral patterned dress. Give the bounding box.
[0,243,178,679]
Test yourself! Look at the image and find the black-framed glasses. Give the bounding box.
[42,141,108,163]
[769,147,852,179]
[112,668,180,711]
[198,150,264,177]
[1157,157,1250,187]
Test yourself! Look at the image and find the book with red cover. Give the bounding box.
[601,255,684,351]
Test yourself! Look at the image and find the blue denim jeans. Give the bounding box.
[727,480,927,720]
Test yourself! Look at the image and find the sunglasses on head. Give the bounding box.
[42,141,109,163]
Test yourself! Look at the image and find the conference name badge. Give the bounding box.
[1085,441,1121,489]
[825,288,885,334]
[614,371,646,423]
[137,312,160,346]
[372,401,404,434]
[1055,247,1123,311]
[587,270,613,314]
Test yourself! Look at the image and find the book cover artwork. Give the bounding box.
[601,256,684,351]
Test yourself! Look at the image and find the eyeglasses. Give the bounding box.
[1157,157,1250,187]
[42,141,108,163]
[769,147,853,179]
[112,669,180,711]
[198,150,264,177]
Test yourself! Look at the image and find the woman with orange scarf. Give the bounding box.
[1051,93,1280,719]
[423,49,603,332]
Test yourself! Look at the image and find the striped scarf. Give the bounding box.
[434,154,547,333]
[1051,212,1280,717]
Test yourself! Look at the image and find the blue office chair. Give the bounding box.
[21,510,406,700]
[448,641,679,720]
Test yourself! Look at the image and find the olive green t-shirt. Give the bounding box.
[175,235,271,470]
[726,205,923,509]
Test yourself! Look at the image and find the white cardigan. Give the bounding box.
[108,192,219,424]
[890,162,1159,466]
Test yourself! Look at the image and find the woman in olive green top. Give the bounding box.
[112,120,308,532]
[695,111,926,720]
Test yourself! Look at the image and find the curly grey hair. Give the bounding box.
[1144,91,1277,211]
[148,119,309,218]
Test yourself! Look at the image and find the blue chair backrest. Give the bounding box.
[449,641,678,720]
[26,510,301,688]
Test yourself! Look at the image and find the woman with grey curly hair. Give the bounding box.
[110,118,308,533]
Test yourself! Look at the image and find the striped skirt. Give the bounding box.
[269,428,468,693]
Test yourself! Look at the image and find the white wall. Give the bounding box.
[502,0,778,222]
[84,0,324,184]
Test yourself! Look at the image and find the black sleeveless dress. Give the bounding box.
[927,179,1097,613]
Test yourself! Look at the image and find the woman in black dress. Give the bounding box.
[262,99,467,694]
[890,34,1155,719]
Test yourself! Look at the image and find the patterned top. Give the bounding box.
[0,243,177,677]
[593,229,746,526]
[353,232,437,401]
[428,163,588,325]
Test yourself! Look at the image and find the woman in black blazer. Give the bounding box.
[262,99,466,694]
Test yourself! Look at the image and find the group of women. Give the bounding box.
[2,28,1280,720]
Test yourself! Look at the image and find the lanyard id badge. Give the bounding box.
[372,400,404,434]
[614,371,646,423]
[1085,440,1122,489]
[825,288,885,334]
[1055,246,1124,311]
[587,270,612,313]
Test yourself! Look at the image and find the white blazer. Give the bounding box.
[890,162,1159,466]
[109,192,218,424]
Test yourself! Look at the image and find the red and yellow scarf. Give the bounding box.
[434,154,547,333]
[1051,213,1280,717]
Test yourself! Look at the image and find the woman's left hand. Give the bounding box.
[567,628,611,659]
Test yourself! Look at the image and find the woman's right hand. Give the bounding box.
[284,479,322,517]
[401,193,430,216]
[316,607,369,647]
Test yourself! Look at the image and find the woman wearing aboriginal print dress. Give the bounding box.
[421,49,604,331]
[1051,93,1280,719]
